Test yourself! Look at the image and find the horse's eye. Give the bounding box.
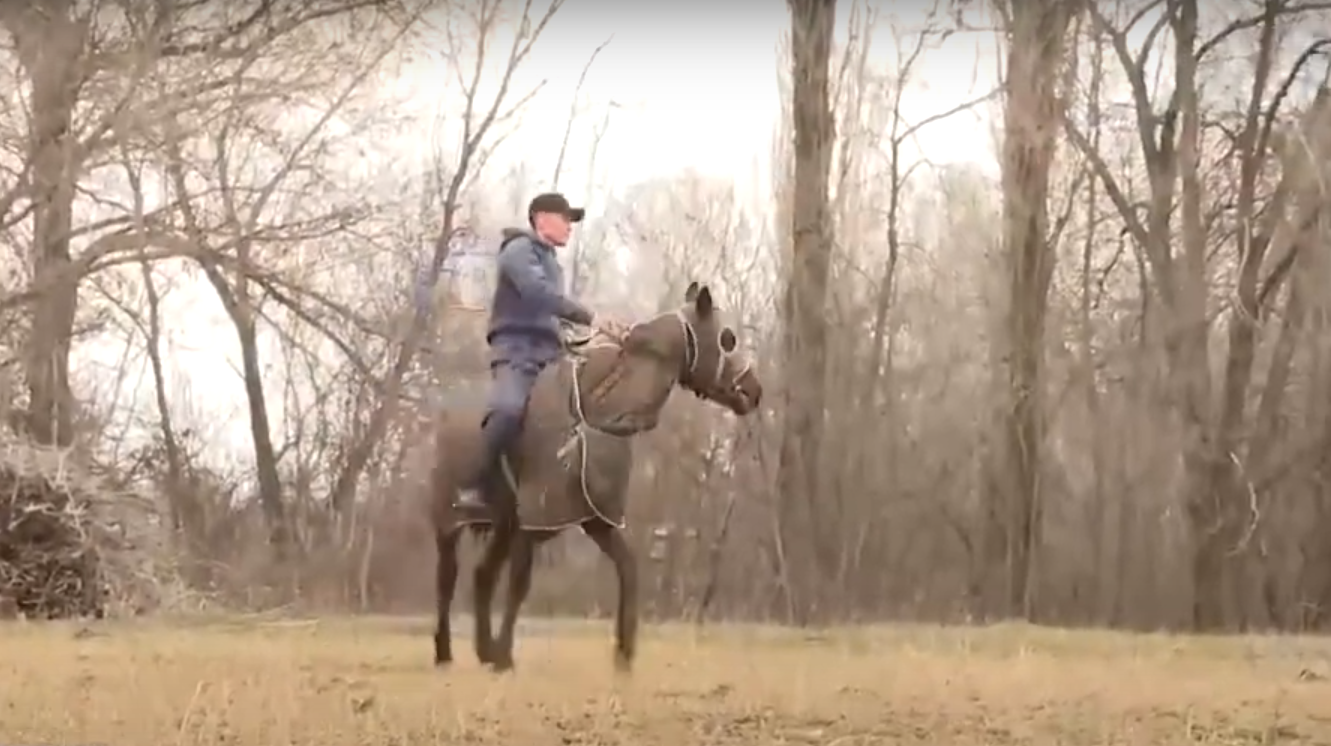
[719,327,737,353]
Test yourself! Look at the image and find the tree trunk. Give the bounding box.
[982,0,1077,620]
[1173,59,1232,633]
[10,3,85,447]
[776,0,836,623]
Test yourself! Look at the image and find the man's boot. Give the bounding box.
[454,412,516,510]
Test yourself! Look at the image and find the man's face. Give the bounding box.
[534,210,573,247]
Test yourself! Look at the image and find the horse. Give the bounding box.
[425,281,764,672]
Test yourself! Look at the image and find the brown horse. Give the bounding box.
[425,281,763,672]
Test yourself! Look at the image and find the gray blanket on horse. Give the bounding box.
[490,340,634,530]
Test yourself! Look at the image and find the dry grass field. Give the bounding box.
[2,615,1330,745]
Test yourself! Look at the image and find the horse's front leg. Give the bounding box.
[584,521,638,672]
[491,531,536,672]
[434,527,460,667]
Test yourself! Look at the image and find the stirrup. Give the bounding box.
[454,488,487,509]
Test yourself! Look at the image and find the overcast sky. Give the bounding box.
[399,0,1001,211]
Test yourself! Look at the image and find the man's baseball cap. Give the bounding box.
[527,192,585,224]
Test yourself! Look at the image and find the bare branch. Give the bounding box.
[551,35,612,189]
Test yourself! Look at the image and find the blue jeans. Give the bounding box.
[467,359,544,491]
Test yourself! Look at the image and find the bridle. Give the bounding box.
[670,311,751,404]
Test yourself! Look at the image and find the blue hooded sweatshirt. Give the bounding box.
[487,227,594,364]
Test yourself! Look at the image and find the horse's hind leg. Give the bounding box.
[490,531,535,672]
[472,524,512,666]
[583,521,638,672]
[434,528,460,667]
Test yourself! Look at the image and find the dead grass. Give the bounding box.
[2,616,1329,745]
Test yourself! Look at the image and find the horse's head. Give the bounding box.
[590,282,762,426]
[668,281,763,417]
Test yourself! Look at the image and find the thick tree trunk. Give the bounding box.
[982,0,1077,620]
[10,2,84,447]
[776,0,836,622]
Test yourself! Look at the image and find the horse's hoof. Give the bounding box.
[434,638,452,668]
[434,655,453,668]
[613,650,633,674]
[489,657,516,673]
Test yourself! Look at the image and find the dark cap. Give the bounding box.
[527,192,585,224]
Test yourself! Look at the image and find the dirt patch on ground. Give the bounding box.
[2,617,1329,744]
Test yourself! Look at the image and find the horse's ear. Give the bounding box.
[684,281,700,303]
[694,285,714,318]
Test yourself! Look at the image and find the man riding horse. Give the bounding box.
[424,199,765,671]
[454,192,630,510]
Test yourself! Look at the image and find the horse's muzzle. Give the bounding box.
[729,370,762,416]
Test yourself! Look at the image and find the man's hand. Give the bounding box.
[591,313,631,341]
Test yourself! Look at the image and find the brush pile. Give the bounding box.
[0,436,162,619]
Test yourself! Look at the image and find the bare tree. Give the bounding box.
[978,0,1082,621]
[1062,0,1331,630]
[3,2,97,446]
[777,0,836,622]
[147,3,419,554]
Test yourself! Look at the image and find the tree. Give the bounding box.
[1063,0,1331,630]
[980,0,1082,620]
[777,0,836,622]
[149,3,418,554]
